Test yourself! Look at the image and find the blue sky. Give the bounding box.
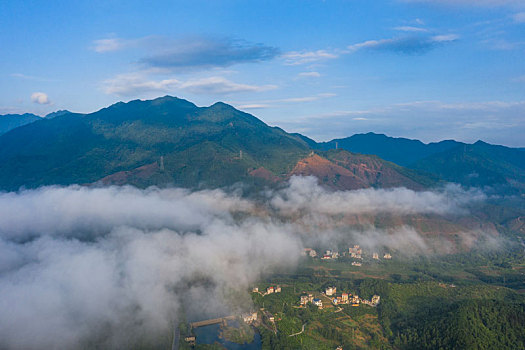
[1,0,524,146]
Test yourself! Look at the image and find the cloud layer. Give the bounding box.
[0,177,492,349]
[0,185,301,349]
[347,34,459,54]
[141,37,279,70]
[93,36,279,70]
[102,73,276,97]
[270,176,485,216]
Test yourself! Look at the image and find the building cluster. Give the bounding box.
[252,285,281,296]
[242,312,258,324]
[324,286,361,306]
[303,248,317,257]
[361,295,381,307]
[348,245,362,259]
[297,286,381,308]
[373,252,392,260]
[303,244,393,264]
[300,293,324,308]
[322,250,340,260]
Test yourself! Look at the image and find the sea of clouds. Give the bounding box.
[0,176,491,349]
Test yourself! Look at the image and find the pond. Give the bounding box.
[193,322,262,350]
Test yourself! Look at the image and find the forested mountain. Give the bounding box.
[45,109,72,119]
[315,132,462,166]
[0,97,310,190]
[316,133,525,193]
[0,96,438,191]
[0,96,522,195]
[412,141,525,192]
[0,113,40,135]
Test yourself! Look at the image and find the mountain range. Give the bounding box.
[0,113,41,135]
[0,96,523,194]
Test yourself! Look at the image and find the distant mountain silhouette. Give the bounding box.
[316,133,524,193]
[0,113,40,135]
[315,132,462,166]
[45,110,72,119]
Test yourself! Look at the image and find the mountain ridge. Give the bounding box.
[0,96,433,191]
[0,96,522,194]
[0,113,41,135]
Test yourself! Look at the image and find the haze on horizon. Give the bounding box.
[1,0,524,146]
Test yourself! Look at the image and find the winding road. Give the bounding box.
[288,323,306,337]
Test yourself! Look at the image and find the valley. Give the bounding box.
[0,97,524,350]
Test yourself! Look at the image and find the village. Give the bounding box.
[303,244,393,267]
[183,247,387,348]
[252,283,380,310]
[299,286,380,309]
[183,281,382,347]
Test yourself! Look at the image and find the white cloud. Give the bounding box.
[233,93,336,110]
[102,73,276,96]
[347,39,392,52]
[179,76,276,95]
[280,96,321,103]
[0,178,499,348]
[272,176,485,216]
[432,34,460,42]
[347,34,459,54]
[102,73,180,96]
[30,92,50,105]
[236,104,271,110]
[0,185,301,349]
[481,38,525,50]
[92,35,280,73]
[394,26,428,32]
[92,38,129,53]
[11,73,54,82]
[282,50,338,65]
[513,12,525,23]
[298,71,321,78]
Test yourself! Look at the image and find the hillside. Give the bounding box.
[0,96,313,190]
[0,113,41,135]
[315,132,462,166]
[315,133,524,193]
[289,151,435,191]
[0,96,522,196]
[412,141,525,192]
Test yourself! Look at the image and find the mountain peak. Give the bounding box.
[45,110,72,119]
[150,95,196,107]
[208,101,236,111]
[474,140,488,146]
[106,96,197,110]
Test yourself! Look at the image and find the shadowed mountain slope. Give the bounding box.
[316,133,524,193]
[0,113,41,135]
[412,141,525,192]
[315,132,462,166]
